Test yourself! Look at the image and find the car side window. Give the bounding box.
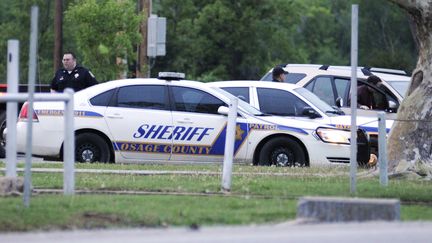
[350,82,389,110]
[375,83,399,111]
[116,85,168,110]
[304,81,314,92]
[257,88,308,116]
[371,85,389,110]
[307,77,335,106]
[260,72,307,84]
[285,73,307,83]
[90,89,115,106]
[334,78,350,100]
[171,86,225,114]
[221,87,250,102]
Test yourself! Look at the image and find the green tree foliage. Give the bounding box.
[64,0,143,81]
[153,0,416,81]
[154,0,311,81]
[0,0,417,84]
[358,0,417,72]
[0,0,57,84]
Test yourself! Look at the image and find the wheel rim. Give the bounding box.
[81,149,94,162]
[276,153,289,166]
[77,143,98,162]
[271,147,295,167]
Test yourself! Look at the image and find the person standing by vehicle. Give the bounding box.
[51,52,98,92]
[272,66,288,82]
[368,75,387,110]
[357,75,384,110]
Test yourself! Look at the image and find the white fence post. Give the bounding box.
[0,93,75,196]
[349,4,359,194]
[5,40,19,178]
[23,5,39,207]
[378,112,388,186]
[221,97,238,192]
[63,88,75,195]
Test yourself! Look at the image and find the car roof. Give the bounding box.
[265,64,411,81]
[77,78,213,95]
[209,80,303,91]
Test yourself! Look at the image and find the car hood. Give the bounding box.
[249,115,333,135]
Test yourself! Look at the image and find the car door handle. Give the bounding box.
[107,114,123,119]
[177,120,193,124]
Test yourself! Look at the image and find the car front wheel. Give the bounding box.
[75,133,110,163]
[258,137,307,167]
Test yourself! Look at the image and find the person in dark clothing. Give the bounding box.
[357,75,383,109]
[357,84,375,109]
[368,75,387,110]
[51,52,98,92]
[272,66,288,82]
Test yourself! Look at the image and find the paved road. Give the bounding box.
[1,221,432,243]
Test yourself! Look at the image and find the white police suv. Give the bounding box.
[260,64,411,118]
[209,80,390,155]
[16,73,369,166]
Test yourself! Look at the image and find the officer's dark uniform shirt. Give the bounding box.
[357,85,375,109]
[51,65,98,92]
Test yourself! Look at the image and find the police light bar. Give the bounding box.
[158,72,185,80]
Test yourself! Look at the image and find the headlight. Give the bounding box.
[315,127,351,144]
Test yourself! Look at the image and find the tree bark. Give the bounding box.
[387,0,432,177]
[136,0,151,78]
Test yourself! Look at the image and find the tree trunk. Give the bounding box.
[387,0,432,177]
[136,0,151,78]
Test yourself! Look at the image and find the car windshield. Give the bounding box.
[294,87,340,116]
[386,80,409,97]
[211,87,264,116]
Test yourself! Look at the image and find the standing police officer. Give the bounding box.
[272,66,288,82]
[50,52,98,92]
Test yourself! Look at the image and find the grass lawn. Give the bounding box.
[0,162,431,232]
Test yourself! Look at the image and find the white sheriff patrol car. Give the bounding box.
[209,80,392,154]
[16,73,369,166]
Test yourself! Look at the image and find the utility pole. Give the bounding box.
[137,0,151,78]
[54,0,63,71]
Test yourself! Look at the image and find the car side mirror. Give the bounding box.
[388,100,398,110]
[302,107,321,119]
[335,97,344,107]
[217,106,229,115]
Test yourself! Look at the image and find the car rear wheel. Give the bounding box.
[75,133,110,163]
[258,137,307,167]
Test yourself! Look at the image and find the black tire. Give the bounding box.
[258,137,307,167]
[357,129,371,167]
[0,111,6,158]
[75,133,110,163]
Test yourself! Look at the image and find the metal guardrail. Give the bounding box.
[3,6,76,205]
[0,91,75,196]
